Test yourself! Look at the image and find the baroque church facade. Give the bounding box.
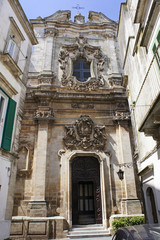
[10,10,143,238]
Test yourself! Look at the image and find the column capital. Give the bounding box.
[34,107,54,123]
[113,111,131,125]
[44,27,58,37]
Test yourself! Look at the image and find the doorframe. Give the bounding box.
[59,150,108,229]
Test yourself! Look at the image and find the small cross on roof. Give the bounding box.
[72,4,85,13]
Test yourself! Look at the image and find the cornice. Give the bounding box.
[8,0,38,45]
[30,20,117,32]
[0,72,18,97]
[26,88,127,103]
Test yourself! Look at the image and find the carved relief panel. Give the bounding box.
[63,115,106,151]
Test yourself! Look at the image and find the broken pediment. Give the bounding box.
[44,10,71,22]
[88,11,116,24]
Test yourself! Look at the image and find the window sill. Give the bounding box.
[0,53,22,78]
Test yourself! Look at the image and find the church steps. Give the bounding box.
[67,224,110,238]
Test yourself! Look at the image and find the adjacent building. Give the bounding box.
[10,10,142,239]
[0,0,37,238]
[118,0,160,224]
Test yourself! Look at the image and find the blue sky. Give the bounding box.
[19,0,125,22]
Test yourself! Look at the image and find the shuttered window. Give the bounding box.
[0,89,16,151]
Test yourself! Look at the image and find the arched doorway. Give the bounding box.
[72,156,102,225]
[146,187,158,223]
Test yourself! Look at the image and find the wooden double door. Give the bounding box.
[72,156,102,225]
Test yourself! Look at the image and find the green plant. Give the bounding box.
[112,216,145,231]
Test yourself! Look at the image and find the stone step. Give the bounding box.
[68,232,110,238]
[68,224,110,239]
[71,226,104,231]
[72,224,103,229]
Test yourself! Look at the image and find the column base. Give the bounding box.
[121,199,142,215]
[28,201,47,217]
[10,216,68,239]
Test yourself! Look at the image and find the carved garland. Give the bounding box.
[63,115,106,151]
[58,36,108,91]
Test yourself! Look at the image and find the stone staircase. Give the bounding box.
[67,224,111,239]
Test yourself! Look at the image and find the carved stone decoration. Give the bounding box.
[58,50,69,86]
[34,107,54,122]
[71,103,94,109]
[58,36,109,91]
[38,72,55,85]
[44,27,58,37]
[94,51,105,87]
[113,111,130,121]
[63,115,106,150]
[108,76,123,87]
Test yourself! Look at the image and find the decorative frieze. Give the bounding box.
[71,103,94,109]
[63,115,106,150]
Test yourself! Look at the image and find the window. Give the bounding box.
[0,90,9,144]
[0,89,16,151]
[5,35,19,62]
[6,38,16,59]
[152,30,160,70]
[5,17,25,62]
[73,58,91,82]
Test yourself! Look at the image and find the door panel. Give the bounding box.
[72,156,102,225]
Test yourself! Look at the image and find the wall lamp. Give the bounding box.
[117,169,124,180]
[117,162,134,181]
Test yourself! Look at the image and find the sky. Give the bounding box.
[19,0,125,22]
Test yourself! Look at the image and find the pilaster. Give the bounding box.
[43,27,57,73]
[114,112,142,215]
[30,107,54,217]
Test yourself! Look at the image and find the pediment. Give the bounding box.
[44,10,71,22]
[88,11,116,24]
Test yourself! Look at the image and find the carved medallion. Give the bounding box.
[63,115,106,150]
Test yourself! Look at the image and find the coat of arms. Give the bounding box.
[63,115,106,151]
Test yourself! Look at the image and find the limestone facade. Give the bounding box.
[11,11,142,239]
[0,0,37,238]
[118,0,160,224]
